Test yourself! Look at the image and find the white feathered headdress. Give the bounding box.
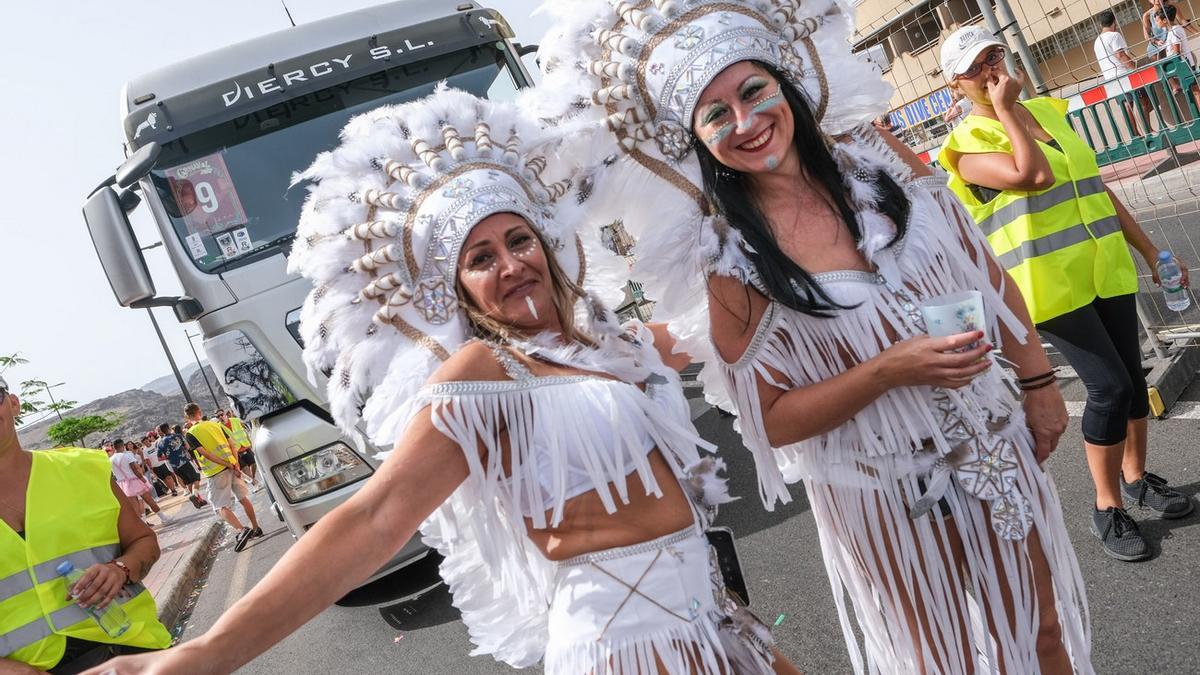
[287,85,607,442]
[530,0,912,408]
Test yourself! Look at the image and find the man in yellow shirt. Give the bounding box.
[183,403,261,552]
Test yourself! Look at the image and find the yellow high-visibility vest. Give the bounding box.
[227,416,252,449]
[189,420,237,478]
[938,97,1138,323]
[0,449,171,670]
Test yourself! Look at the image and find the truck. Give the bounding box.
[82,0,536,590]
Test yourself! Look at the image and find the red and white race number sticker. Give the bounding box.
[165,153,248,235]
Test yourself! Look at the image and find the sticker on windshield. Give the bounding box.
[185,232,208,260]
[232,227,253,254]
[164,152,248,234]
[215,230,239,259]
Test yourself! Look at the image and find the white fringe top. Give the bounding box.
[718,175,1032,508]
[384,324,719,667]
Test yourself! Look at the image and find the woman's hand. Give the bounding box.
[875,331,994,390]
[1148,254,1191,288]
[68,563,129,611]
[1022,385,1068,463]
[82,640,217,675]
[985,69,1026,111]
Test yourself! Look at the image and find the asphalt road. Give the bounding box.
[176,386,1200,674]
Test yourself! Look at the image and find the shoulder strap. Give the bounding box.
[485,342,534,381]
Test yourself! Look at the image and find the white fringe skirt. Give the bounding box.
[543,527,775,674]
[805,451,1093,675]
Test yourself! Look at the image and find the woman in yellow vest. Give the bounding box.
[938,26,1195,562]
[0,376,171,673]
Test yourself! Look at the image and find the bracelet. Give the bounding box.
[1017,368,1057,384]
[109,560,132,584]
[1020,375,1057,391]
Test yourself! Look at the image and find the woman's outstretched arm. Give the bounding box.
[85,406,470,675]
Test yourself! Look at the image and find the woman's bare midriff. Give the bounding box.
[527,449,696,561]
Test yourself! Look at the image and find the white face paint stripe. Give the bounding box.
[751,89,783,114]
[705,85,784,146]
[525,296,539,320]
[705,122,733,146]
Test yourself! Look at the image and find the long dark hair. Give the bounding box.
[694,61,910,319]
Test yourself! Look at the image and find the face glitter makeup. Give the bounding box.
[732,86,784,137]
[705,122,733,146]
[464,259,496,277]
[750,89,783,115]
[512,235,537,258]
[525,295,539,320]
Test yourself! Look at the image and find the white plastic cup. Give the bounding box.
[919,290,986,350]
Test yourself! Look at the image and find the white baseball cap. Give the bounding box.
[941,26,1007,81]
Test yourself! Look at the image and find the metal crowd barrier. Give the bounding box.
[1067,55,1200,415]
[1066,55,1200,170]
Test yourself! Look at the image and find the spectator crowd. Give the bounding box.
[102,406,263,553]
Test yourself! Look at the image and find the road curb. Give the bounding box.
[157,520,222,630]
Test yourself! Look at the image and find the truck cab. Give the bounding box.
[83,1,534,586]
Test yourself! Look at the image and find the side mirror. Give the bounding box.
[513,42,539,57]
[83,187,156,307]
[116,142,161,189]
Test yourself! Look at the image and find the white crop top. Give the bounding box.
[505,378,658,518]
[405,332,709,530]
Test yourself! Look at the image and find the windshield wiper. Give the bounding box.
[209,233,296,275]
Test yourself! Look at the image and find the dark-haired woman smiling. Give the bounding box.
[693,59,1089,675]
[537,1,1094,669]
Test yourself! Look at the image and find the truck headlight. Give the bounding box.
[271,442,372,503]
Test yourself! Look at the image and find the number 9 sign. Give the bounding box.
[165,152,247,233]
[196,181,220,213]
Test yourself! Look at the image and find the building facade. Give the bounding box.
[852,0,1158,158]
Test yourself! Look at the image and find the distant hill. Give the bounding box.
[18,366,222,450]
[140,360,209,397]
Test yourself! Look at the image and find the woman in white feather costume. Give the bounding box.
[85,87,804,675]
[535,0,1093,672]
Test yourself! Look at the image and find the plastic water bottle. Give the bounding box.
[1156,251,1191,312]
[56,561,131,637]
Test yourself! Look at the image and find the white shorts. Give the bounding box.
[543,528,775,675]
[206,469,249,511]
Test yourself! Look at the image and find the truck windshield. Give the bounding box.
[149,43,524,274]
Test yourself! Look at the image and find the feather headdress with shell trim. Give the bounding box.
[533,0,912,409]
[288,85,607,442]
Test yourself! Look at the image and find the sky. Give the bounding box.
[0,1,551,420]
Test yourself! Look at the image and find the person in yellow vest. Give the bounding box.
[182,403,261,553]
[218,410,257,488]
[939,26,1196,562]
[0,376,171,674]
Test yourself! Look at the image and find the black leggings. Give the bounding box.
[1037,293,1150,445]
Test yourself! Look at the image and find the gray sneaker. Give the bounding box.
[1090,507,1150,562]
[1121,471,1195,519]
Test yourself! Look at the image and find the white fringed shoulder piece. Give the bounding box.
[719,177,1032,508]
